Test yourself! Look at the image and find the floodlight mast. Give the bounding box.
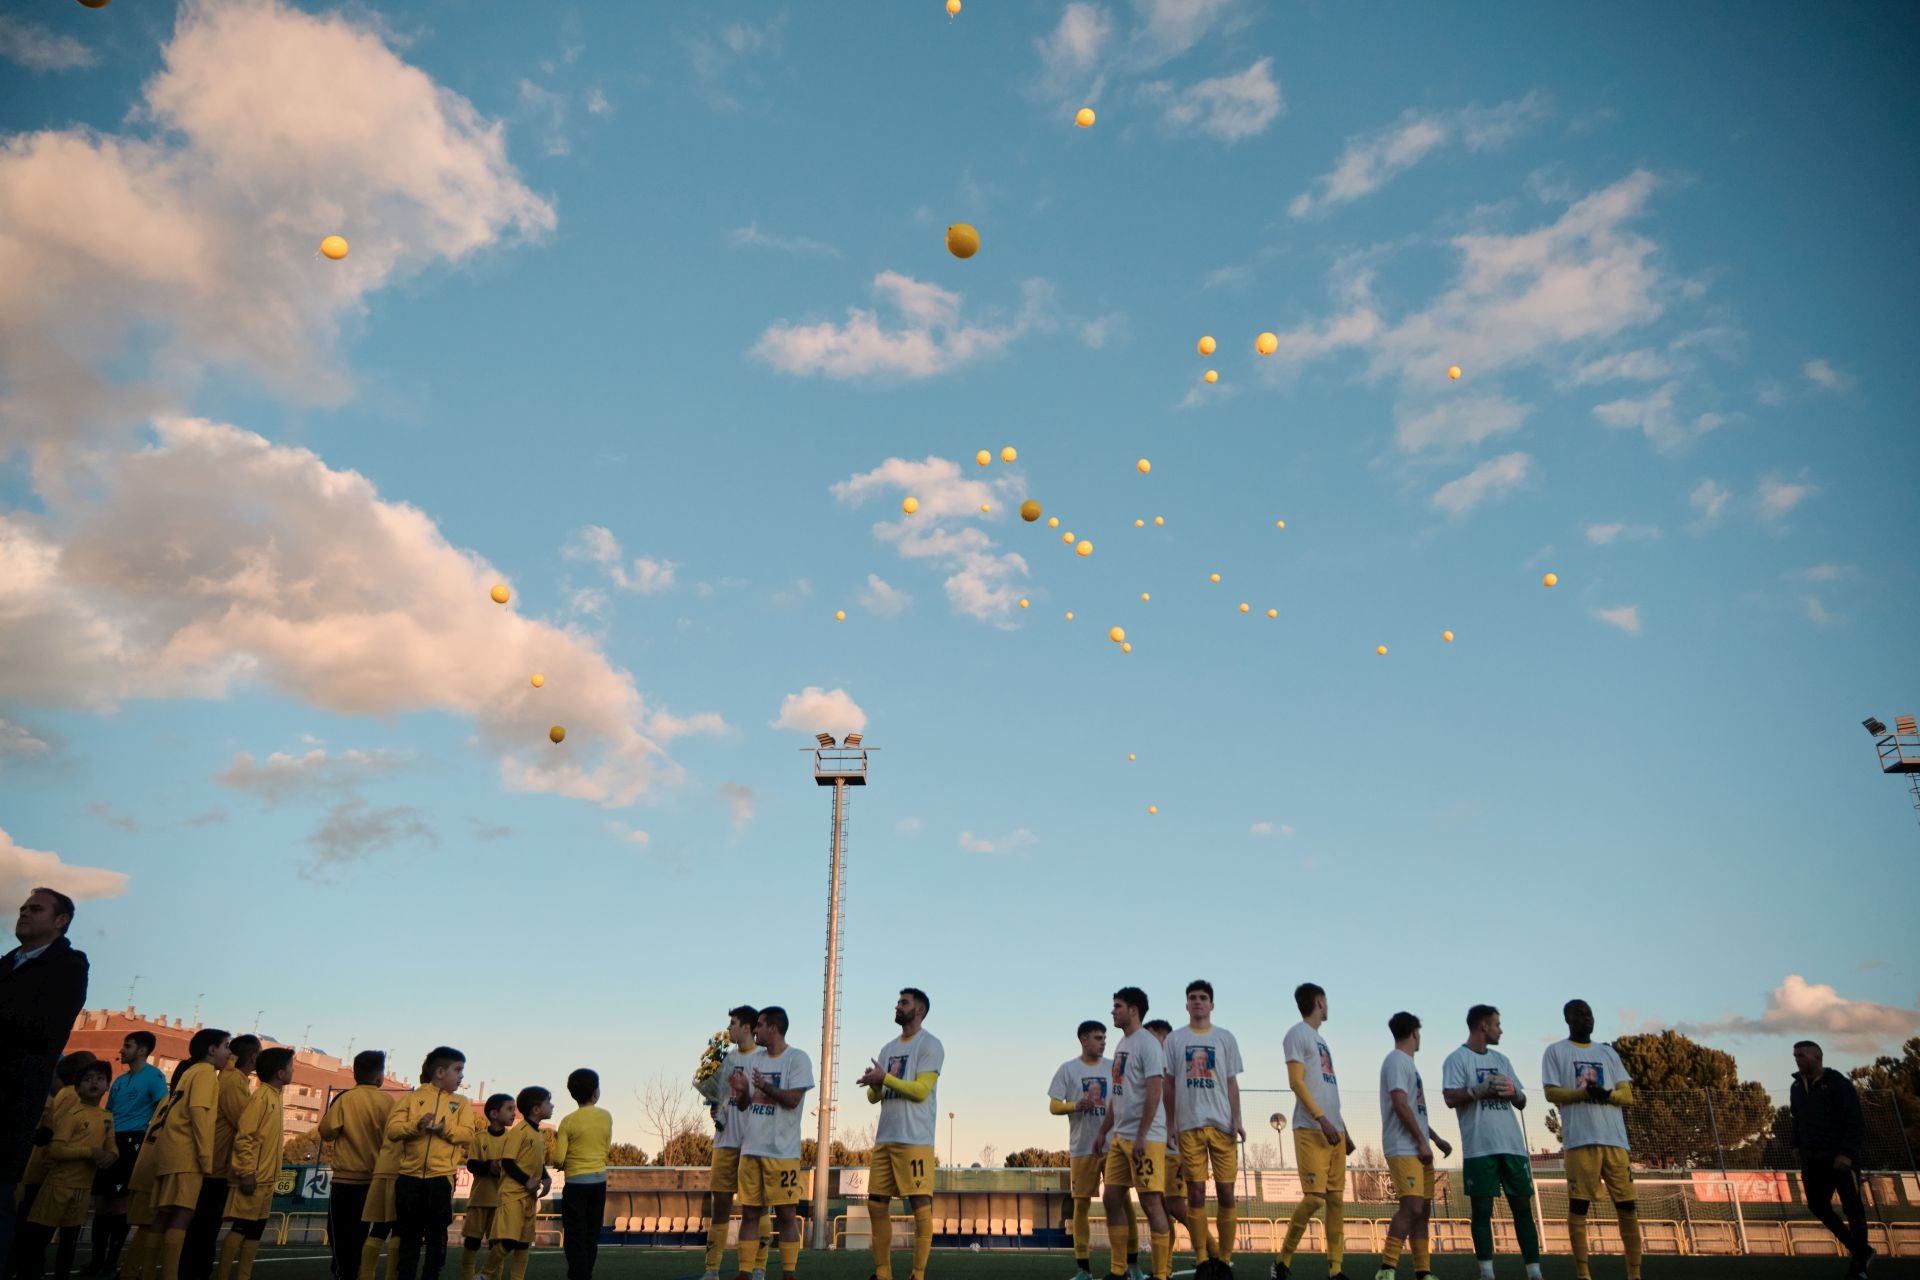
[1861,714,1920,822]
[803,734,873,1249]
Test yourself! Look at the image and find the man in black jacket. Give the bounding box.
[1789,1039,1874,1275]
[0,887,92,1267]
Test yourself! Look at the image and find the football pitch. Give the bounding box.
[248,1246,1920,1278]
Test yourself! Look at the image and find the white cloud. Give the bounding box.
[958,828,1038,855]
[0,825,129,906]
[565,526,679,594]
[1585,522,1661,546]
[216,747,409,805]
[687,13,786,113]
[604,821,649,846]
[1143,58,1282,142]
[0,417,720,809]
[1677,974,1920,1055]
[585,89,612,117]
[1593,604,1641,635]
[752,273,1056,382]
[860,574,911,617]
[516,79,570,157]
[1757,476,1816,521]
[0,717,51,763]
[729,223,841,258]
[1689,478,1731,527]
[1249,821,1295,837]
[1431,452,1531,515]
[1395,394,1531,454]
[1592,382,1730,452]
[303,799,433,879]
[0,0,555,466]
[1570,348,1676,385]
[1289,93,1547,217]
[833,456,1030,626]
[1128,0,1240,66]
[1803,358,1855,393]
[772,687,868,738]
[0,15,96,71]
[895,816,922,834]
[1792,563,1854,583]
[717,781,756,830]
[1034,2,1113,101]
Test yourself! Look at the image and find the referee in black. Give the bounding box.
[1790,1039,1874,1276]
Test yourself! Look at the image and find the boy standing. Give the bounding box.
[213,1049,292,1280]
[734,1008,814,1280]
[459,1096,515,1280]
[319,1051,394,1280]
[384,1048,476,1280]
[482,1089,552,1280]
[553,1069,612,1280]
[19,1058,115,1280]
[88,1034,166,1278]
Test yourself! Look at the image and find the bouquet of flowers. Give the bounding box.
[693,1030,731,1130]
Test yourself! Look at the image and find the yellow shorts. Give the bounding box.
[1566,1145,1635,1204]
[1179,1128,1238,1185]
[493,1193,537,1245]
[869,1144,935,1199]
[1069,1154,1102,1200]
[1385,1155,1436,1200]
[462,1204,496,1239]
[152,1171,203,1213]
[1292,1127,1347,1196]
[125,1186,155,1228]
[28,1184,90,1229]
[1103,1138,1166,1194]
[738,1157,804,1208]
[361,1176,397,1224]
[708,1147,741,1194]
[224,1180,274,1223]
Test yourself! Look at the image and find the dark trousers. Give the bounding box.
[12,1221,80,1280]
[558,1183,605,1280]
[329,1182,372,1280]
[392,1177,452,1280]
[178,1177,226,1280]
[1803,1159,1870,1256]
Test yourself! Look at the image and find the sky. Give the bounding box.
[1,0,1918,1163]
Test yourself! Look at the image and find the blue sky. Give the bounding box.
[1,0,1917,1160]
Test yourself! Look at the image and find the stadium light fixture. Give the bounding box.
[1863,717,1888,737]
[815,732,837,748]
[1861,713,1920,824]
[842,732,863,748]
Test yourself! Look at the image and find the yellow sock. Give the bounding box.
[704,1217,729,1271]
[1569,1214,1590,1277]
[1280,1198,1316,1263]
[1411,1236,1431,1272]
[779,1238,800,1274]
[1184,1206,1214,1262]
[1072,1200,1090,1259]
[160,1228,187,1280]
[373,1238,392,1280]
[911,1205,933,1277]
[761,1216,777,1246]
[235,1240,260,1280]
[216,1232,243,1280]
[508,1250,529,1280]
[1216,1204,1236,1262]
[1123,1203,1138,1260]
[120,1231,152,1280]
[484,1244,507,1280]
[460,1243,480,1280]
[737,1229,760,1276]
[1620,1211,1644,1280]
[866,1201,891,1278]
[358,1238,381,1280]
[1324,1194,1345,1272]
[1382,1234,1405,1268]
[1149,1230,1170,1280]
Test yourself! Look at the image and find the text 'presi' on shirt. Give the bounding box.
[713,1050,757,1152]
[1541,1039,1631,1150]
[1378,1049,1430,1157]
[874,1030,945,1146]
[1442,1044,1527,1158]
[740,1045,815,1161]
[1283,1021,1345,1132]
[1166,1026,1243,1135]
[1049,1056,1112,1158]
[1111,1029,1168,1145]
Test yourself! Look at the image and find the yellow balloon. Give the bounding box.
[947,0,961,13]
[1136,458,1151,474]
[1448,365,1462,380]
[902,495,920,515]
[1140,592,1150,602]
[489,584,510,605]
[1543,572,1559,588]
[1198,336,1216,356]
[1204,370,1219,384]
[1062,531,1074,543]
[1020,500,1043,522]
[1048,516,1060,528]
[1019,599,1029,609]
[1238,602,1250,613]
[1075,107,1096,128]
[1442,630,1455,642]
[947,223,980,259]
[1256,331,1279,356]
[1267,608,1277,619]
[1376,645,1388,656]
[1209,573,1220,584]
[1002,445,1018,463]
[1135,518,1145,528]
[976,449,991,466]
[549,725,566,744]
[1147,804,1157,814]
[1154,516,1164,526]
[980,503,991,513]
[319,235,349,261]
[835,610,846,621]
[1109,626,1126,644]
[1065,611,1074,620]
[1275,519,1286,529]
[1122,643,1132,654]
[1075,540,1092,557]
[1127,753,1136,761]
[530,673,545,688]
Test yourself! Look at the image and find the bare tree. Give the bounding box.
[1246,1140,1279,1170]
[977,1143,998,1168]
[637,1071,704,1157]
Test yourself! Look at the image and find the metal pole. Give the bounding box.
[809,777,846,1251]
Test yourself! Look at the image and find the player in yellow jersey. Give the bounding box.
[385,1048,475,1280]
[144,1029,234,1280]
[701,1006,773,1280]
[1275,984,1352,1280]
[1541,1001,1640,1280]
[733,1007,814,1280]
[481,1088,552,1280]
[18,1058,114,1280]
[856,988,942,1280]
[320,1051,395,1280]
[554,1068,612,1280]
[1047,1020,1110,1280]
[358,1128,402,1280]
[212,1049,291,1280]
[183,1036,259,1280]
[459,1096,515,1280]
[17,1052,99,1231]
[1094,988,1170,1280]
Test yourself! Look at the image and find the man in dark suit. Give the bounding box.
[0,887,93,1265]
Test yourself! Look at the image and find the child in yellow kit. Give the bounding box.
[20,1059,115,1280]
[482,1088,552,1280]
[460,1096,516,1280]
[213,1048,293,1280]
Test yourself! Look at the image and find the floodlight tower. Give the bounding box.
[805,731,872,1249]
[1862,716,1920,822]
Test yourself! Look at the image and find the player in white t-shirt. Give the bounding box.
[855,988,944,1280]
[1375,1012,1450,1280]
[1440,1005,1541,1280]
[1165,979,1245,1278]
[1048,1021,1111,1280]
[1274,982,1351,1280]
[701,1005,775,1280]
[1093,987,1170,1280]
[1540,1000,1640,1280]
[1143,1020,1189,1274]
[731,1006,813,1280]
